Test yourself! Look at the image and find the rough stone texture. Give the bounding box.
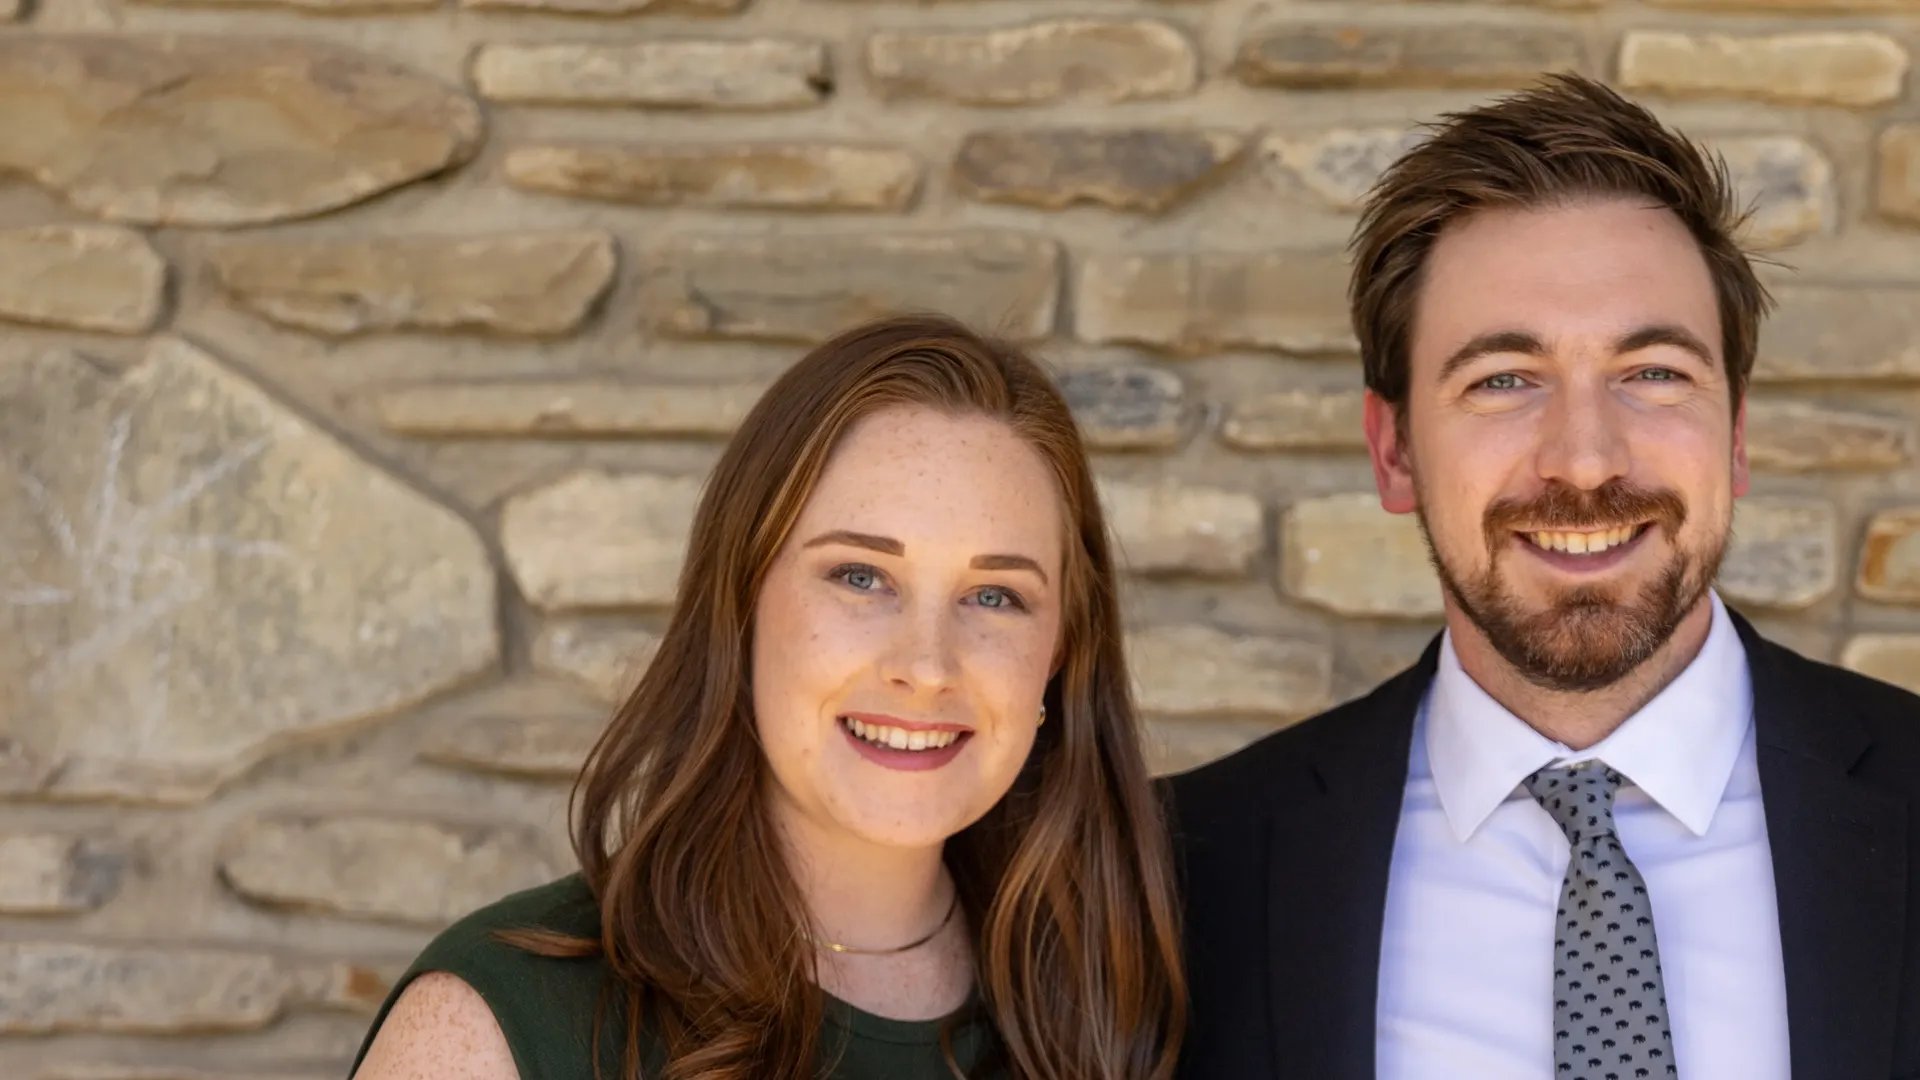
[0,942,296,1032]
[867,20,1197,107]
[505,144,919,211]
[1880,125,1920,226]
[501,471,703,611]
[1649,0,1920,11]
[1841,634,1920,694]
[465,0,740,13]
[1717,497,1838,610]
[1058,367,1186,450]
[1718,137,1834,250]
[219,816,557,924]
[1128,625,1333,719]
[0,339,499,804]
[1281,494,1443,618]
[471,41,830,110]
[0,833,124,914]
[954,128,1242,214]
[1077,251,1353,355]
[374,380,769,439]
[640,232,1060,344]
[1745,398,1912,472]
[1220,389,1367,451]
[1618,31,1910,108]
[420,713,606,779]
[1261,127,1426,212]
[0,226,165,334]
[1857,508,1920,603]
[1755,286,1920,381]
[1097,478,1263,576]
[206,232,615,338]
[1236,25,1587,90]
[532,620,663,701]
[0,37,482,226]
[132,0,432,9]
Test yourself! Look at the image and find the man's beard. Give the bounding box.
[1416,479,1724,693]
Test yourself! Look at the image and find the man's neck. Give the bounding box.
[1445,597,1717,751]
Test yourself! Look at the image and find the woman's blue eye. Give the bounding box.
[973,586,1026,611]
[833,564,883,591]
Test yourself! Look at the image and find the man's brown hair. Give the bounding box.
[1349,73,1773,418]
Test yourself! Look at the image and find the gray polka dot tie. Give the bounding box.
[1524,763,1678,1080]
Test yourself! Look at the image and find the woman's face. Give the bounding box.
[752,405,1065,853]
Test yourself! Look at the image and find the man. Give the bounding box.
[1168,74,1920,1080]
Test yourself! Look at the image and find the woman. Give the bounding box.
[349,315,1186,1080]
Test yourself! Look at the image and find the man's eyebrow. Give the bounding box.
[1615,324,1717,366]
[1437,330,1549,384]
[971,553,1048,585]
[801,530,903,556]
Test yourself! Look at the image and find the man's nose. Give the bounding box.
[1536,379,1631,490]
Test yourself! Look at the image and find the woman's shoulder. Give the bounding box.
[352,873,618,1080]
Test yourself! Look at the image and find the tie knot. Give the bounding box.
[1523,763,1625,847]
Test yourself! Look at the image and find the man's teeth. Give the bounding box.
[842,717,961,751]
[1527,525,1640,555]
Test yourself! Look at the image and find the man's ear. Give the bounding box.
[1364,391,1418,515]
[1730,395,1751,499]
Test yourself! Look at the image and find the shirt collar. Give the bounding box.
[1425,590,1754,844]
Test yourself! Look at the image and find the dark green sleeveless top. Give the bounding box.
[350,874,1003,1080]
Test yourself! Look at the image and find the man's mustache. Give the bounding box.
[1482,481,1688,549]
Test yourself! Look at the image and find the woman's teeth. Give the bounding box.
[1527,525,1641,555]
[842,717,961,751]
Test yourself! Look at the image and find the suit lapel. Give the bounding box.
[1738,614,1908,1080]
[1266,643,1435,1080]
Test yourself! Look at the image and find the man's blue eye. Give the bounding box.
[1481,373,1525,391]
[1637,368,1679,382]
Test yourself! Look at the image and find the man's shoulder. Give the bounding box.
[1755,633,1920,759]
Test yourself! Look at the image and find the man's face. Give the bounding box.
[1364,199,1748,692]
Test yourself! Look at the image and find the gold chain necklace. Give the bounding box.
[808,892,958,956]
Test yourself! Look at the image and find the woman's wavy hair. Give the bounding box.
[511,314,1186,1080]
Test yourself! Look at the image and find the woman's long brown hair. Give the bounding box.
[510,314,1186,1080]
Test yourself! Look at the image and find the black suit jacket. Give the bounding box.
[1165,611,1920,1080]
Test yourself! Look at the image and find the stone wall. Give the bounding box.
[2,0,1918,1074]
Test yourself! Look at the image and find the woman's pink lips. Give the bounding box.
[839,711,973,734]
[839,718,971,772]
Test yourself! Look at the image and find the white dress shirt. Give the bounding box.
[1376,592,1791,1079]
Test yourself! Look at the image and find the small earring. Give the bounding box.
[1038,703,1047,726]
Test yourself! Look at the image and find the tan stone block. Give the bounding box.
[420,713,606,779]
[0,834,123,914]
[132,0,431,10]
[954,128,1242,214]
[1236,24,1587,90]
[219,816,557,925]
[1129,625,1333,719]
[0,0,17,19]
[1076,251,1354,356]
[1858,508,1920,603]
[1840,634,1920,694]
[465,0,738,13]
[1649,0,1920,9]
[1097,478,1263,576]
[206,232,614,338]
[505,144,919,211]
[0,37,481,226]
[1281,493,1442,618]
[1717,497,1837,610]
[1879,125,1920,226]
[1619,31,1909,108]
[0,942,297,1033]
[1220,389,1367,451]
[1755,286,1920,382]
[867,19,1197,106]
[0,339,499,804]
[1143,718,1293,777]
[374,379,769,439]
[1716,137,1834,250]
[1744,398,1911,472]
[0,226,165,334]
[501,471,702,611]
[532,619,663,701]
[1261,127,1425,212]
[471,40,829,110]
[640,232,1059,344]
[1059,367,1187,450]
